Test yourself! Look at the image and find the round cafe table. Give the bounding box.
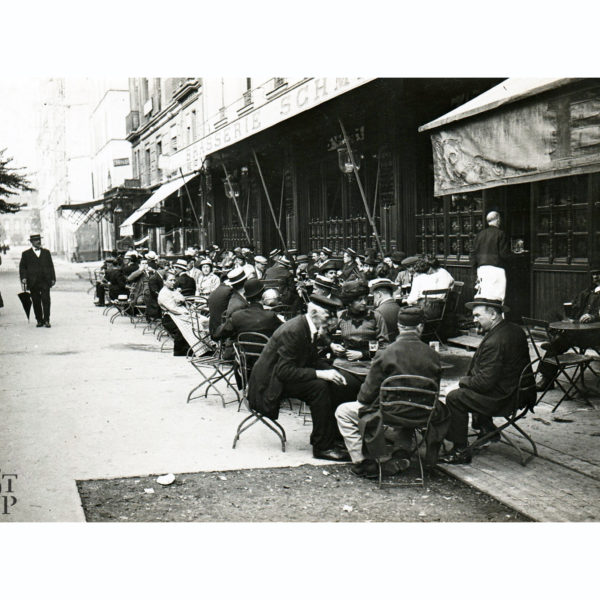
[332,358,372,380]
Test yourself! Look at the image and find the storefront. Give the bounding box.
[419,78,600,321]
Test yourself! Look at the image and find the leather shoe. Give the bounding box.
[438,449,472,465]
[350,459,379,478]
[36,321,44,327]
[313,447,350,462]
[44,321,51,328]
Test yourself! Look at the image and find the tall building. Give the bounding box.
[36,78,93,258]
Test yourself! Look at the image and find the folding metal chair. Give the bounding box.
[420,288,451,346]
[523,317,593,412]
[376,374,442,487]
[462,358,541,466]
[232,332,287,452]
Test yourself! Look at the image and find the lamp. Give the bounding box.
[113,205,123,214]
[338,147,361,174]
[223,176,240,199]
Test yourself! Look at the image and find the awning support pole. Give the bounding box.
[179,168,202,232]
[252,148,289,255]
[338,118,384,257]
[278,169,285,229]
[222,164,253,246]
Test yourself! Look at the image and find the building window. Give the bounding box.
[171,136,178,153]
[533,175,589,264]
[191,110,197,141]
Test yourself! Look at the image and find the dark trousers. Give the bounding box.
[162,313,190,356]
[446,387,511,448]
[539,332,600,379]
[95,283,106,305]
[30,285,51,323]
[283,375,361,450]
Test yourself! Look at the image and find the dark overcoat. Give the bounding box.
[375,298,400,342]
[458,319,534,411]
[213,302,282,342]
[208,284,233,336]
[248,315,319,420]
[471,226,512,268]
[19,248,55,288]
[225,289,248,319]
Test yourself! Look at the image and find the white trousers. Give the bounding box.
[335,401,364,463]
[476,265,506,301]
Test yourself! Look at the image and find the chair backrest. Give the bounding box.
[262,279,282,292]
[515,358,540,412]
[447,281,464,313]
[421,288,451,323]
[378,374,439,428]
[522,317,551,362]
[235,332,270,389]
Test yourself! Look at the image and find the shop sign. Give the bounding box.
[171,77,374,174]
[113,158,130,167]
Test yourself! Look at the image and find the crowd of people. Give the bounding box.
[90,220,599,479]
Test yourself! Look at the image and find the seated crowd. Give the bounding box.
[93,244,586,478]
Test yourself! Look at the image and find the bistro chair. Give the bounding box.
[461,358,541,466]
[375,374,442,488]
[232,332,287,452]
[420,288,452,346]
[522,317,593,412]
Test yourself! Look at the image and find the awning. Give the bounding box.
[58,198,107,226]
[119,174,195,237]
[419,78,600,196]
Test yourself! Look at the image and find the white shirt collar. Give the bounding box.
[32,246,41,255]
[305,313,318,339]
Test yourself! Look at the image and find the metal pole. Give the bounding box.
[251,148,289,255]
[222,164,252,246]
[371,152,381,217]
[278,169,285,229]
[179,168,202,233]
[338,118,384,257]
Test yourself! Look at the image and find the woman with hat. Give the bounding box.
[340,248,361,283]
[196,258,221,296]
[405,254,454,310]
[331,280,389,363]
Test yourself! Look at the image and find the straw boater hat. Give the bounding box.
[296,254,309,264]
[344,247,357,258]
[173,258,188,271]
[465,298,510,313]
[30,233,42,241]
[277,255,292,268]
[199,258,213,268]
[227,266,247,287]
[369,278,397,293]
[269,248,281,260]
[145,250,158,260]
[254,255,268,265]
[321,246,333,257]
[401,255,420,267]
[319,260,337,274]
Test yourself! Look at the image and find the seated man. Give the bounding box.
[335,306,443,478]
[172,258,196,297]
[537,266,600,390]
[441,298,534,464]
[370,278,399,342]
[248,294,362,461]
[157,271,191,356]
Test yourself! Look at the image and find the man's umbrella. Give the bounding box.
[18,284,32,321]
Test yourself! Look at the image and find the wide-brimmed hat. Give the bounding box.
[227,266,247,287]
[340,280,369,302]
[313,275,338,291]
[244,278,265,300]
[319,260,337,273]
[309,294,343,312]
[397,306,425,326]
[173,258,188,271]
[465,297,510,313]
[401,255,420,267]
[369,277,397,293]
[254,255,268,265]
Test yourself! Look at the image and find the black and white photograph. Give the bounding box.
[1,3,597,598]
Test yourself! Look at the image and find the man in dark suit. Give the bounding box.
[223,267,248,319]
[208,275,234,338]
[441,298,534,464]
[145,261,164,321]
[370,278,400,342]
[248,294,361,461]
[265,255,295,305]
[172,258,196,297]
[471,211,512,301]
[335,306,444,478]
[19,233,56,327]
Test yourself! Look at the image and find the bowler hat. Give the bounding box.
[244,278,265,300]
[314,275,338,291]
[401,255,420,267]
[369,278,397,293]
[227,266,247,287]
[397,306,425,326]
[465,297,510,313]
[309,294,343,312]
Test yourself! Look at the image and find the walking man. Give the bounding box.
[19,233,55,328]
[471,211,512,301]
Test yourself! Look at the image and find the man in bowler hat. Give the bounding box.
[19,233,56,327]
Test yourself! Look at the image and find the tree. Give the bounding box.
[0,148,34,213]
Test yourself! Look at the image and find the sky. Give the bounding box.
[0,78,41,174]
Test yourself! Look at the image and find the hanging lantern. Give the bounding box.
[337,147,361,174]
[223,176,240,199]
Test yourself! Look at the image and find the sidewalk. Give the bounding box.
[1,249,599,522]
